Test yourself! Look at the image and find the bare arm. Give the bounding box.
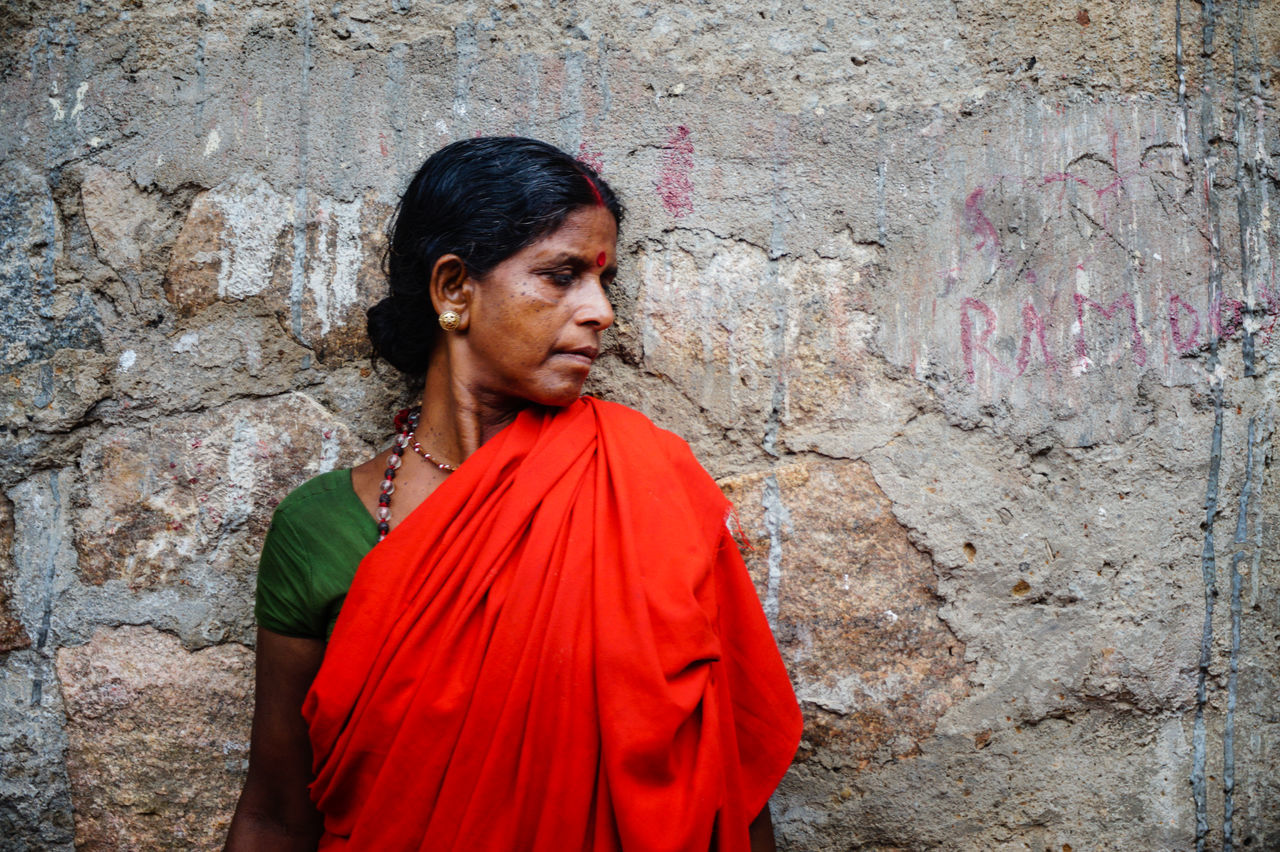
[749,803,777,852]
[225,628,327,852]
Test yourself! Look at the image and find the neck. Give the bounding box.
[416,348,528,465]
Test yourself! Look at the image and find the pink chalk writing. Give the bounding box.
[959,297,1009,382]
[1074,293,1147,367]
[1211,295,1245,340]
[947,152,1279,384]
[963,188,1000,253]
[1169,294,1201,354]
[962,298,1060,381]
[1016,301,1055,375]
[960,288,1279,383]
[657,125,694,218]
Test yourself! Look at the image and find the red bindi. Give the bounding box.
[596,251,607,267]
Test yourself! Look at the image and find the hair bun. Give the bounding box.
[367,296,431,375]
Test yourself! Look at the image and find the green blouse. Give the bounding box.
[254,469,378,639]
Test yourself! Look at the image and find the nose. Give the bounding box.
[579,277,615,331]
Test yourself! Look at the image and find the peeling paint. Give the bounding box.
[761,474,789,625]
[172,332,199,354]
[305,198,362,336]
[69,80,86,119]
[212,179,290,301]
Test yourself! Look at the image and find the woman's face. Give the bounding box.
[459,205,618,409]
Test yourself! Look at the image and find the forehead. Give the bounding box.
[523,206,618,257]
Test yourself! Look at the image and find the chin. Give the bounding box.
[535,389,586,408]
[526,379,589,408]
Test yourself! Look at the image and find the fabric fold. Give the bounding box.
[303,397,801,851]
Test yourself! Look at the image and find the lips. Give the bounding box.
[556,345,599,366]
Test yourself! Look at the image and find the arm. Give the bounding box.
[225,628,327,852]
[749,803,777,852]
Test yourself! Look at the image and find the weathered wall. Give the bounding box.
[1,1,1276,849]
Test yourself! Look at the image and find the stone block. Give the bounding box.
[276,193,393,363]
[0,651,75,851]
[0,162,100,372]
[777,242,926,459]
[632,230,923,460]
[165,180,390,362]
[107,304,316,418]
[72,393,370,591]
[720,460,970,769]
[0,495,28,653]
[0,349,113,435]
[55,625,252,851]
[163,179,286,316]
[79,166,165,276]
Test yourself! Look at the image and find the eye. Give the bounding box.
[544,269,575,287]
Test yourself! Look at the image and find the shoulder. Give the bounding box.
[583,396,727,508]
[257,468,367,638]
[583,397,695,455]
[271,468,357,526]
[261,468,365,569]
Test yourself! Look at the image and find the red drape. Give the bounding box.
[303,398,801,851]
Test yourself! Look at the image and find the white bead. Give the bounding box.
[387,454,402,470]
[376,506,391,521]
[381,479,395,494]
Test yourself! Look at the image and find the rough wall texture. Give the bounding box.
[1,1,1276,850]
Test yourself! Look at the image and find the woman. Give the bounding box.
[226,137,801,852]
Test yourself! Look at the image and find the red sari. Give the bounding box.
[303,398,801,851]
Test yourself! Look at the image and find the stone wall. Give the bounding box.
[1,1,1276,849]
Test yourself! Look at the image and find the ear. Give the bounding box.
[428,254,474,331]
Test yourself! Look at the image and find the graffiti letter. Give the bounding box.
[1016,301,1055,375]
[657,126,694,218]
[1212,294,1245,340]
[960,297,1011,383]
[1257,281,1280,346]
[1169,294,1201,354]
[1073,292,1148,367]
[964,187,1000,254]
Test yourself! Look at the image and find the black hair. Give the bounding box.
[367,136,625,374]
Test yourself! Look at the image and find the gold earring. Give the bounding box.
[438,310,461,331]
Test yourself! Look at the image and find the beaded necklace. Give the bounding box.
[376,407,456,542]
